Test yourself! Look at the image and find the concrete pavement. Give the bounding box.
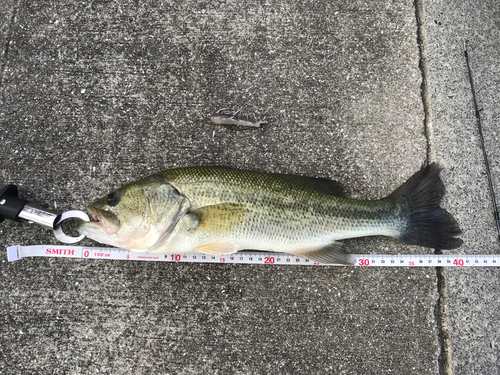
[0,0,498,373]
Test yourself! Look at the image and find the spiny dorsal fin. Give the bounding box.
[291,242,354,265]
[280,174,346,197]
[190,203,247,234]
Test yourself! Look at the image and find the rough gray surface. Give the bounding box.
[2,0,493,374]
[425,0,500,373]
[2,261,439,374]
[0,1,16,77]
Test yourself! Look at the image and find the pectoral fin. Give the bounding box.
[291,242,354,265]
[191,203,247,234]
[196,241,240,254]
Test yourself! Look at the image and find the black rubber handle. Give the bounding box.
[0,185,28,223]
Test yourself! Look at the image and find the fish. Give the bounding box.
[78,163,462,265]
[210,108,267,128]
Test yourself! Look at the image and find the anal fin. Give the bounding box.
[291,242,354,265]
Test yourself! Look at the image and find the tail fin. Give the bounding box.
[391,163,462,250]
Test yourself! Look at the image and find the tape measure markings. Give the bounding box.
[6,245,500,267]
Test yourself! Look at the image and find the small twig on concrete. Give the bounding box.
[464,41,500,241]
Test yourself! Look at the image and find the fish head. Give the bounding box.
[78,175,186,250]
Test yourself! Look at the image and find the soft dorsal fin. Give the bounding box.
[280,174,346,197]
[190,203,247,233]
[291,242,354,265]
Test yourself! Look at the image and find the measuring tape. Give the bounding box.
[6,245,500,267]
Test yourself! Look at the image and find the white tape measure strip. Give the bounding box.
[6,245,500,267]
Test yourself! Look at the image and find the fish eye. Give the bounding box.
[106,192,120,206]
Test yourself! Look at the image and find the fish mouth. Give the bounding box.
[87,206,121,235]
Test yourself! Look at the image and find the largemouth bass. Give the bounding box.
[78,163,462,265]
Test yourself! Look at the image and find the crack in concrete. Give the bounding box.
[414,1,453,374]
[414,0,435,165]
[435,265,454,375]
[0,1,19,93]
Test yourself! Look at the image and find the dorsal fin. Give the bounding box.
[280,174,346,197]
